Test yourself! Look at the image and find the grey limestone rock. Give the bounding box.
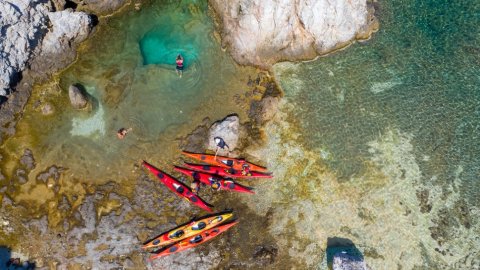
[207,115,240,155]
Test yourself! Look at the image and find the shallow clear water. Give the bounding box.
[2,1,255,183]
[271,0,480,268]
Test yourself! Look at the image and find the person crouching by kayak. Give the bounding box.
[117,127,132,139]
[176,54,184,78]
[190,179,200,194]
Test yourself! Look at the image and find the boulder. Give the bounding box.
[210,0,378,68]
[333,251,368,270]
[68,84,89,109]
[68,84,90,109]
[207,115,240,155]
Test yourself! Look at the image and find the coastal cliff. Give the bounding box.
[0,1,95,97]
[210,0,378,68]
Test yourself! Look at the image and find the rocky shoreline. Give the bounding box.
[0,0,377,268]
[0,0,377,143]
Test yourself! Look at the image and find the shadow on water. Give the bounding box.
[326,237,364,269]
[0,246,35,269]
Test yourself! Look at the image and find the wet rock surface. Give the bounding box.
[210,0,378,68]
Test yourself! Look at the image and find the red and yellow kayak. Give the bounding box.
[184,163,273,179]
[182,152,269,173]
[142,212,233,249]
[149,221,239,260]
[174,166,255,194]
[142,161,212,212]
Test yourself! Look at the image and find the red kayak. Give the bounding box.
[184,163,273,179]
[174,166,255,194]
[182,152,269,173]
[142,161,212,212]
[149,221,238,260]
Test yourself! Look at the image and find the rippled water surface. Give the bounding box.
[270,0,480,268]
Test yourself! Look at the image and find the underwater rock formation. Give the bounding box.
[68,84,90,109]
[210,0,378,68]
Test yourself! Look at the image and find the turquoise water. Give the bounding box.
[6,0,256,182]
[273,0,480,267]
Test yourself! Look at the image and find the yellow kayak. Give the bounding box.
[142,212,233,249]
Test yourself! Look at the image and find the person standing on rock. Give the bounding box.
[214,136,229,158]
[176,54,184,78]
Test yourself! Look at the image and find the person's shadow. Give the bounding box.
[326,237,364,270]
[0,246,35,269]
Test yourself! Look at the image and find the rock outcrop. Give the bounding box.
[68,84,90,109]
[0,0,49,96]
[207,115,240,155]
[210,0,378,68]
[30,9,94,79]
[71,0,129,15]
[0,0,94,97]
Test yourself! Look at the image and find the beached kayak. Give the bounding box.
[184,163,273,179]
[149,221,239,260]
[174,167,255,194]
[143,212,233,249]
[182,152,269,173]
[142,161,212,212]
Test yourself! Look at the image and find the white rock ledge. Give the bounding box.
[210,0,378,68]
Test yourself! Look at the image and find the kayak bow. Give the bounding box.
[142,161,212,212]
[182,152,269,173]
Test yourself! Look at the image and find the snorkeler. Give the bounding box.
[117,127,132,139]
[176,54,184,78]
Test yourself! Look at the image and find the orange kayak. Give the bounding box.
[149,221,238,260]
[142,212,233,249]
[182,152,269,173]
